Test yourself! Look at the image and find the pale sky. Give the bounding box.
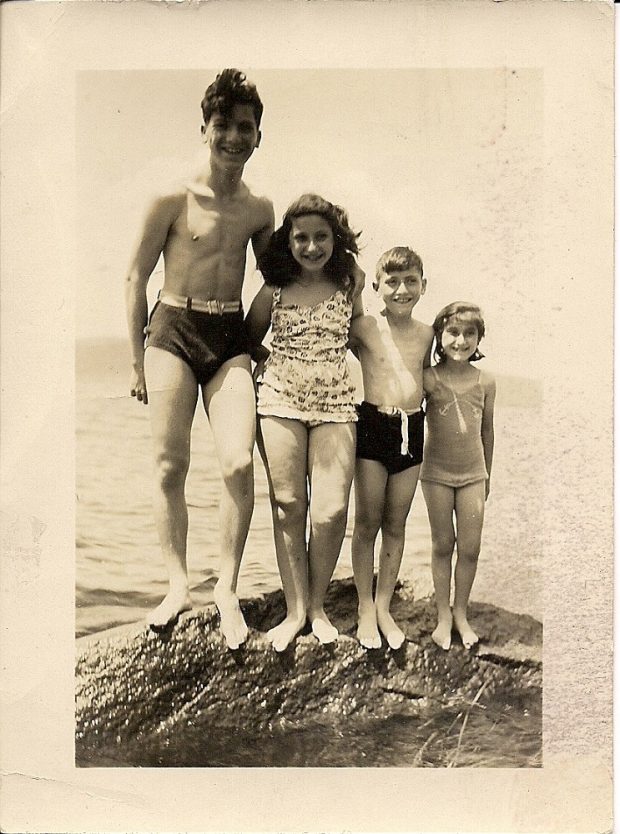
[76,67,543,375]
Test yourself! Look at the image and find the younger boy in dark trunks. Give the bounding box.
[125,69,275,647]
[348,247,433,649]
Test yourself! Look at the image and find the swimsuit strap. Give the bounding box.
[272,286,282,309]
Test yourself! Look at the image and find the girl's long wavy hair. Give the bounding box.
[258,193,361,294]
[432,302,486,363]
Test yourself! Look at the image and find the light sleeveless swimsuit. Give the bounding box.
[257,287,357,426]
[420,367,488,487]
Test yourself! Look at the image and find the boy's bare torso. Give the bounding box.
[159,180,273,300]
[352,313,433,411]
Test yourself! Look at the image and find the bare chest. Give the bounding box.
[178,194,257,255]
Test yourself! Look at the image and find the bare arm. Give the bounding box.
[245,283,273,362]
[347,312,365,356]
[250,199,275,263]
[351,294,364,321]
[422,342,433,369]
[481,373,496,498]
[124,194,178,403]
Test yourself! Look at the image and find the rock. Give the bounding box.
[76,579,541,757]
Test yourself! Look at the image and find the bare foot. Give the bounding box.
[377,609,405,650]
[453,611,478,649]
[310,610,338,644]
[267,615,306,652]
[147,588,192,628]
[431,615,453,651]
[356,605,381,649]
[213,582,248,650]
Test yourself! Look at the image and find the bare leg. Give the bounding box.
[421,481,456,650]
[259,416,309,651]
[375,466,420,649]
[351,459,386,649]
[203,355,255,649]
[307,422,356,644]
[144,347,197,627]
[453,481,486,649]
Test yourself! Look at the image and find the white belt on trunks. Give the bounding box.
[376,405,420,456]
[158,291,241,315]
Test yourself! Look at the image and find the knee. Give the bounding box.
[381,514,407,541]
[272,492,307,528]
[457,541,481,563]
[155,451,189,493]
[311,502,348,533]
[432,534,455,560]
[219,450,254,485]
[354,512,382,542]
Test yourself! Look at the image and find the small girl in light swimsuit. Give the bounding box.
[246,193,362,651]
[421,302,496,650]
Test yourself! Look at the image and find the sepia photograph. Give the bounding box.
[75,66,543,769]
[1,0,613,831]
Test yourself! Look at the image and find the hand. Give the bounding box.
[344,252,365,299]
[252,358,266,390]
[130,367,148,405]
[351,262,366,298]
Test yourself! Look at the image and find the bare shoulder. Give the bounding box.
[479,368,497,395]
[246,187,274,223]
[423,365,438,392]
[350,309,378,345]
[143,182,186,219]
[349,311,368,345]
[414,319,434,343]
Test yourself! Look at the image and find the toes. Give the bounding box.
[432,631,451,651]
[387,631,405,650]
[358,631,383,649]
[312,620,338,644]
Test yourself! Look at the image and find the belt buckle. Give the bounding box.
[207,299,223,314]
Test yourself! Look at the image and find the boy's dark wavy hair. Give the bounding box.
[432,301,486,363]
[258,193,361,293]
[201,69,263,128]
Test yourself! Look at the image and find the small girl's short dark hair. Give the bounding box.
[258,193,361,293]
[201,69,263,129]
[375,247,423,287]
[432,302,486,363]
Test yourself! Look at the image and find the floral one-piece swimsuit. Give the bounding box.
[257,287,358,427]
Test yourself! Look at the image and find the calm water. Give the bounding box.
[76,338,542,767]
[76,338,542,637]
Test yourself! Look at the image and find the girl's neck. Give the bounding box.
[441,357,474,376]
[294,270,329,287]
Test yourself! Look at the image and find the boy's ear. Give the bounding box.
[421,277,427,294]
[200,124,206,137]
[255,130,262,148]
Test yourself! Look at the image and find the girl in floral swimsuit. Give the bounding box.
[246,194,363,651]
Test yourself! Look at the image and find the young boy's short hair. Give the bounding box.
[374,246,423,289]
[201,69,264,128]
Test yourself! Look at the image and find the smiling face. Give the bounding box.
[440,315,480,362]
[202,103,261,170]
[376,267,426,317]
[288,214,335,278]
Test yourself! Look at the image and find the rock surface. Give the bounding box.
[76,579,541,756]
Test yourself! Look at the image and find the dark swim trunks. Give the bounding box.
[145,301,250,385]
[356,400,425,475]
